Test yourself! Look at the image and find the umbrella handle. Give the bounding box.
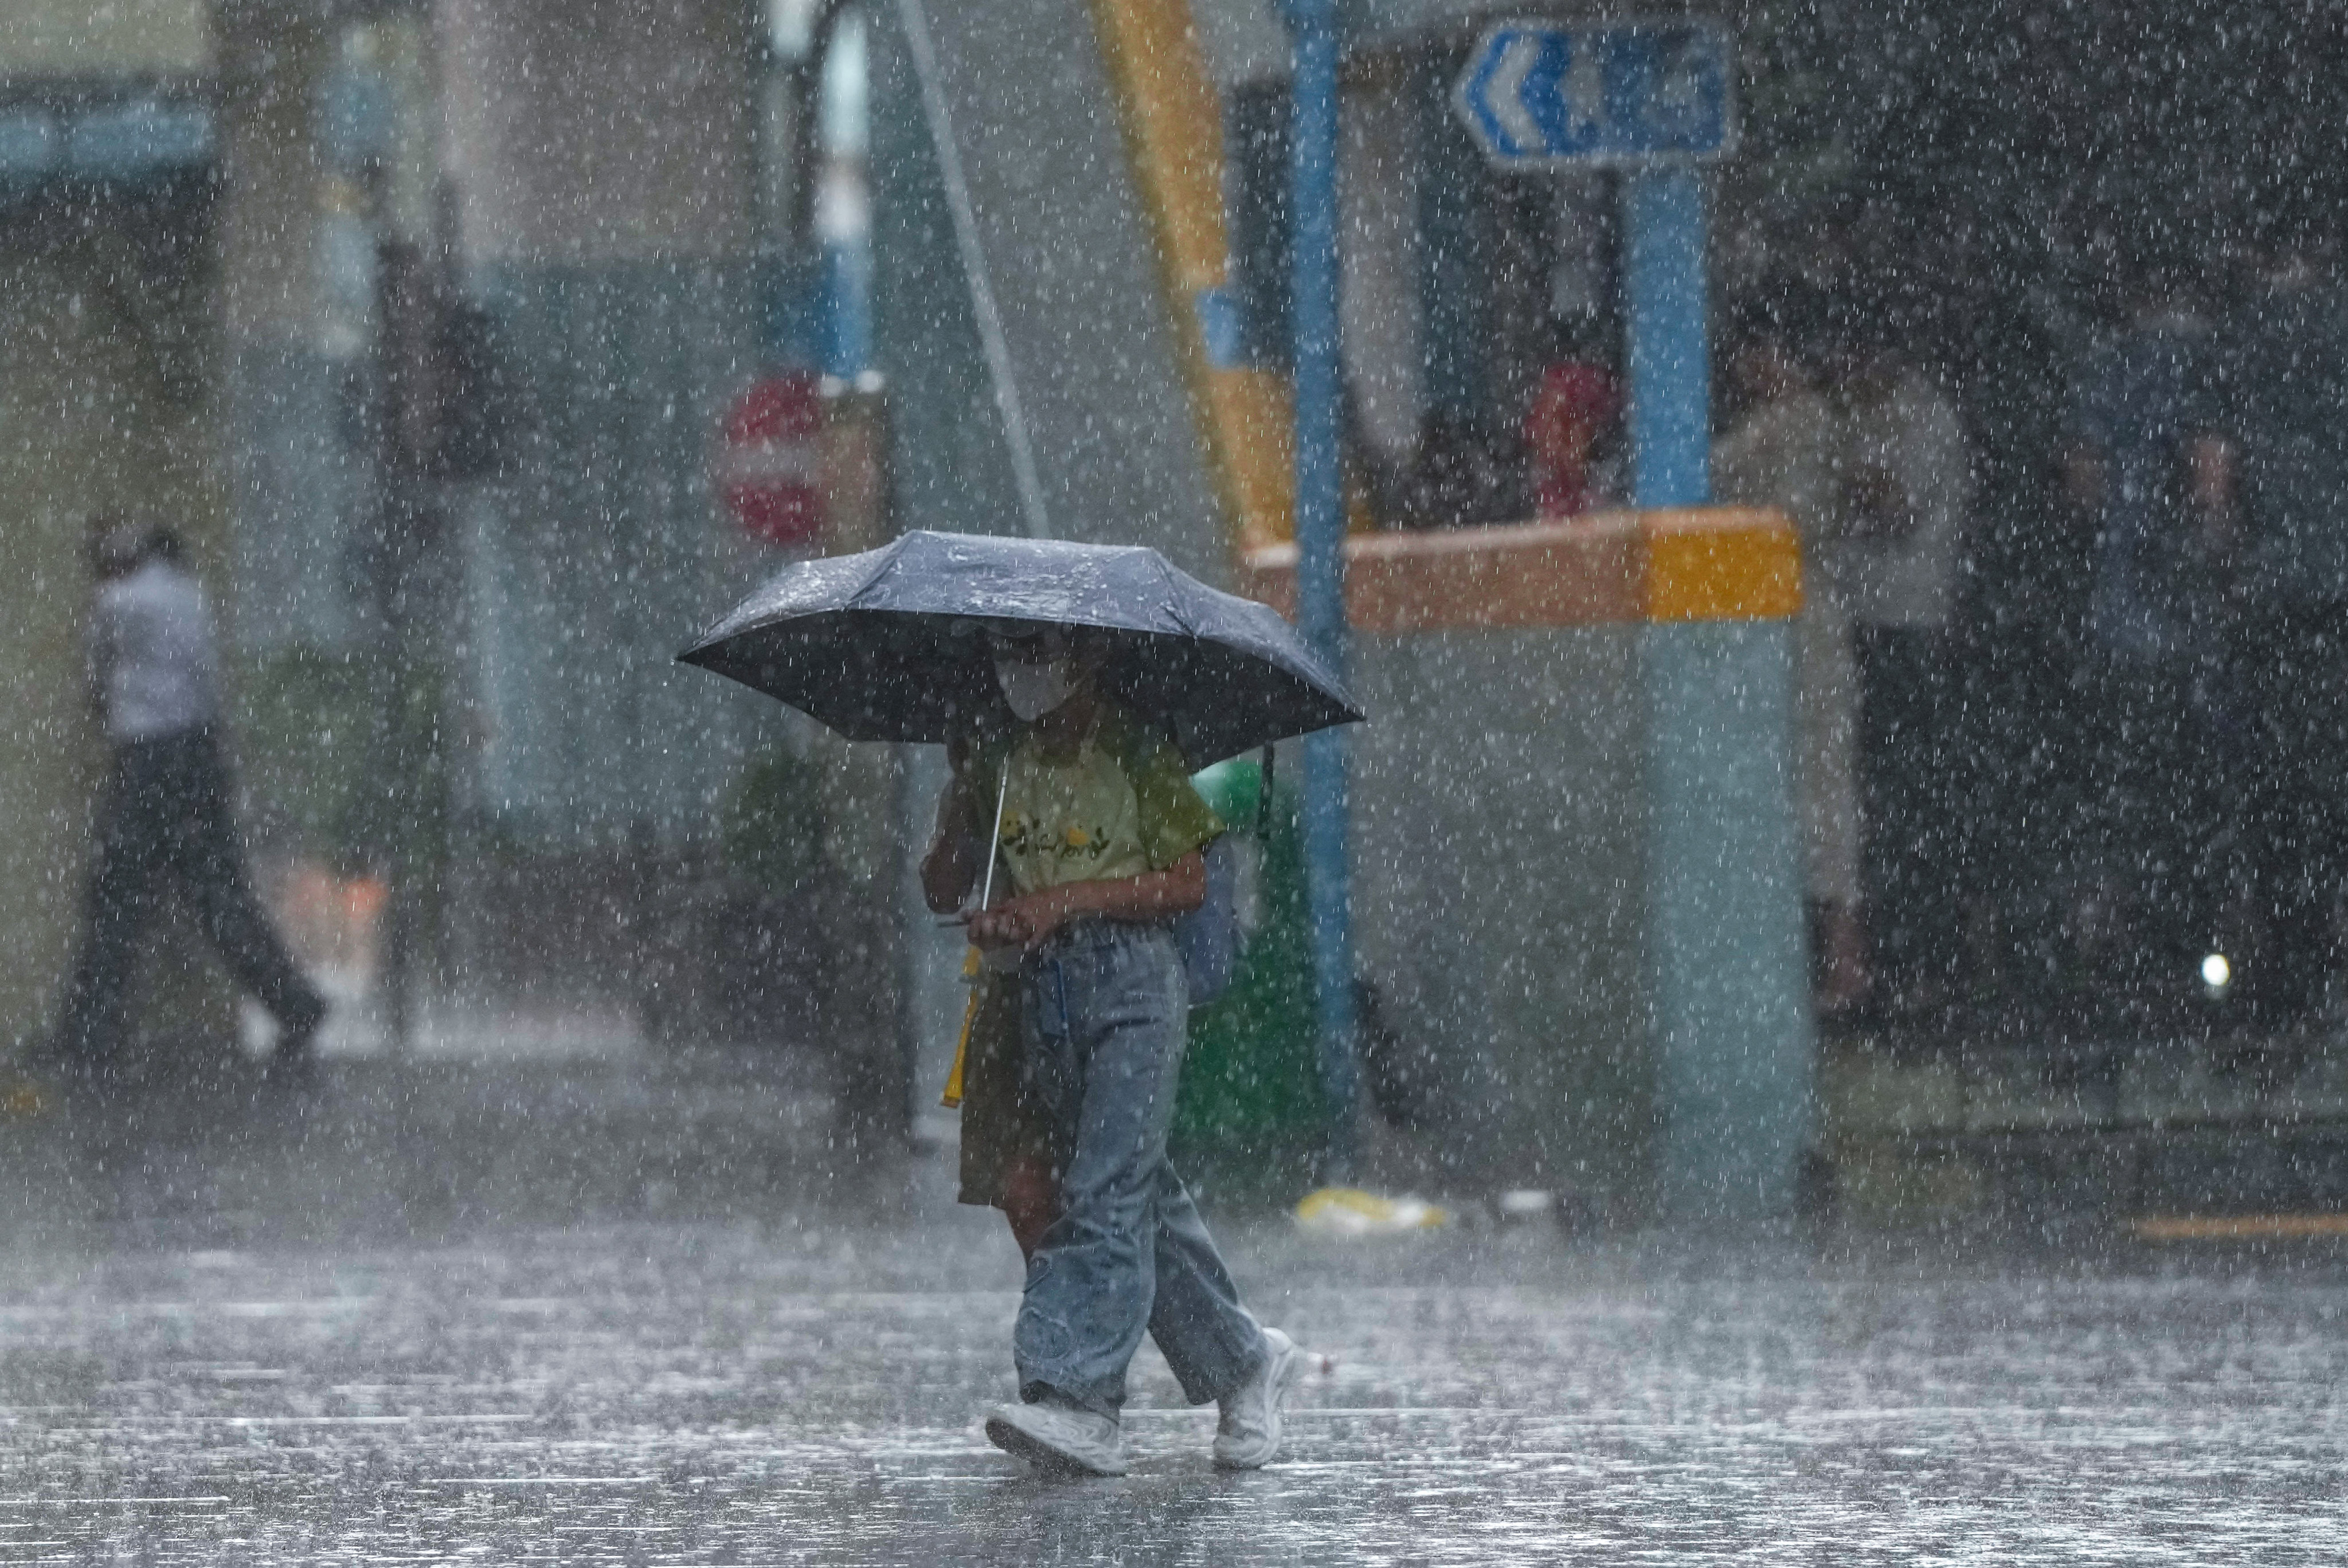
[976,756,1010,913]
[1257,744,1275,838]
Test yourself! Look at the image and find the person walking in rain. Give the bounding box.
[53,523,328,1084]
[921,622,1300,1477]
[1714,295,1866,1016]
[681,530,1356,1473]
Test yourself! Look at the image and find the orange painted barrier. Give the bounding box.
[1236,507,1799,632]
[2131,1214,2348,1241]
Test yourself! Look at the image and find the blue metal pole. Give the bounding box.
[1279,0,1359,1183]
[1624,168,1710,509]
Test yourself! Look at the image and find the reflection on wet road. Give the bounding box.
[6,1197,2346,1564]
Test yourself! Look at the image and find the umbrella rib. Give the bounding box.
[1153,554,1202,638]
[841,534,909,611]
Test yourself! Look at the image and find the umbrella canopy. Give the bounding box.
[678,531,1361,765]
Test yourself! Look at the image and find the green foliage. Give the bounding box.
[723,743,827,894]
[235,649,382,871]
[236,647,451,876]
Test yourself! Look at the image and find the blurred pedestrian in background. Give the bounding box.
[1524,308,1622,521]
[1402,412,1518,528]
[2061,261,2233,997]
[2212,225,2348,1028]
[52,522,327,1085]
[1714,293,1865,1016]
[1829,323,1974,1018]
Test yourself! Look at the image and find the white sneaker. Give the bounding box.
[984,1398,1129,1477]
[1213,1326,1302,1469]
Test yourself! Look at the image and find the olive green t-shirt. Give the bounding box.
[951,703,1223,898]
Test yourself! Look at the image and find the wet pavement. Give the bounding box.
[3,1058,2347,1563]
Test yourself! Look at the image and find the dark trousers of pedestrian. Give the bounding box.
[55,729,323,1067]
[1856,625,1961,1009]
[2243,605,2348,1021]
[2083,655,2233,981]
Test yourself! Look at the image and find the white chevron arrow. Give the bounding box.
[1484,33,1544,155]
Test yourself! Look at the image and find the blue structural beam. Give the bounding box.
[1624,170,1710,508]
[1623,166,1813,1221]
[1278,0,1360,1183]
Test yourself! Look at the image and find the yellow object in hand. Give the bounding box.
[941,946,981,1109]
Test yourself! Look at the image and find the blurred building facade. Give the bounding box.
[0,0,224,1044]
[0,0,880,1060]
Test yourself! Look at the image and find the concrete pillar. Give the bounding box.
[439,0,757,268]
[867,5,1028,550]
[435,0,761,845]
[217,10,325,352]
[1624,168,1814,1221]
[0,7,272,1050]
[867,0,1227,579]
[1337,61,1423,476]
[214,5,358,654]
[0,168,233,1052]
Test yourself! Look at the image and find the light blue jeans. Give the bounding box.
[1013,919,1266,1416]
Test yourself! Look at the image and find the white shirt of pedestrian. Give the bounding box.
[87,558,220,742]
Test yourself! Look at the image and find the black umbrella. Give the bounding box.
[678,531,1361,765]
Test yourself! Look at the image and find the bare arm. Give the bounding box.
[968,850,1207,951]
[922,730,999,914]
[921,783,984,914]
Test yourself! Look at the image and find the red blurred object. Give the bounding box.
[718,371,825,546]
[1525,360,1621,519]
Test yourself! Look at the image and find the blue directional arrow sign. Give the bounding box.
[1454,20,1736,168]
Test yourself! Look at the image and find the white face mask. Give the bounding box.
[994,652,1079,720]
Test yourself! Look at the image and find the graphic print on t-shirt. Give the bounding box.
[996,734,1152,896]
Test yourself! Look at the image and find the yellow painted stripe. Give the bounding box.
[2132,1214,2348,1241]
[1205,367,1294,554]
[1083,0,1226,292]
[1087,0,1295,549]
[1640,508,1804,622]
